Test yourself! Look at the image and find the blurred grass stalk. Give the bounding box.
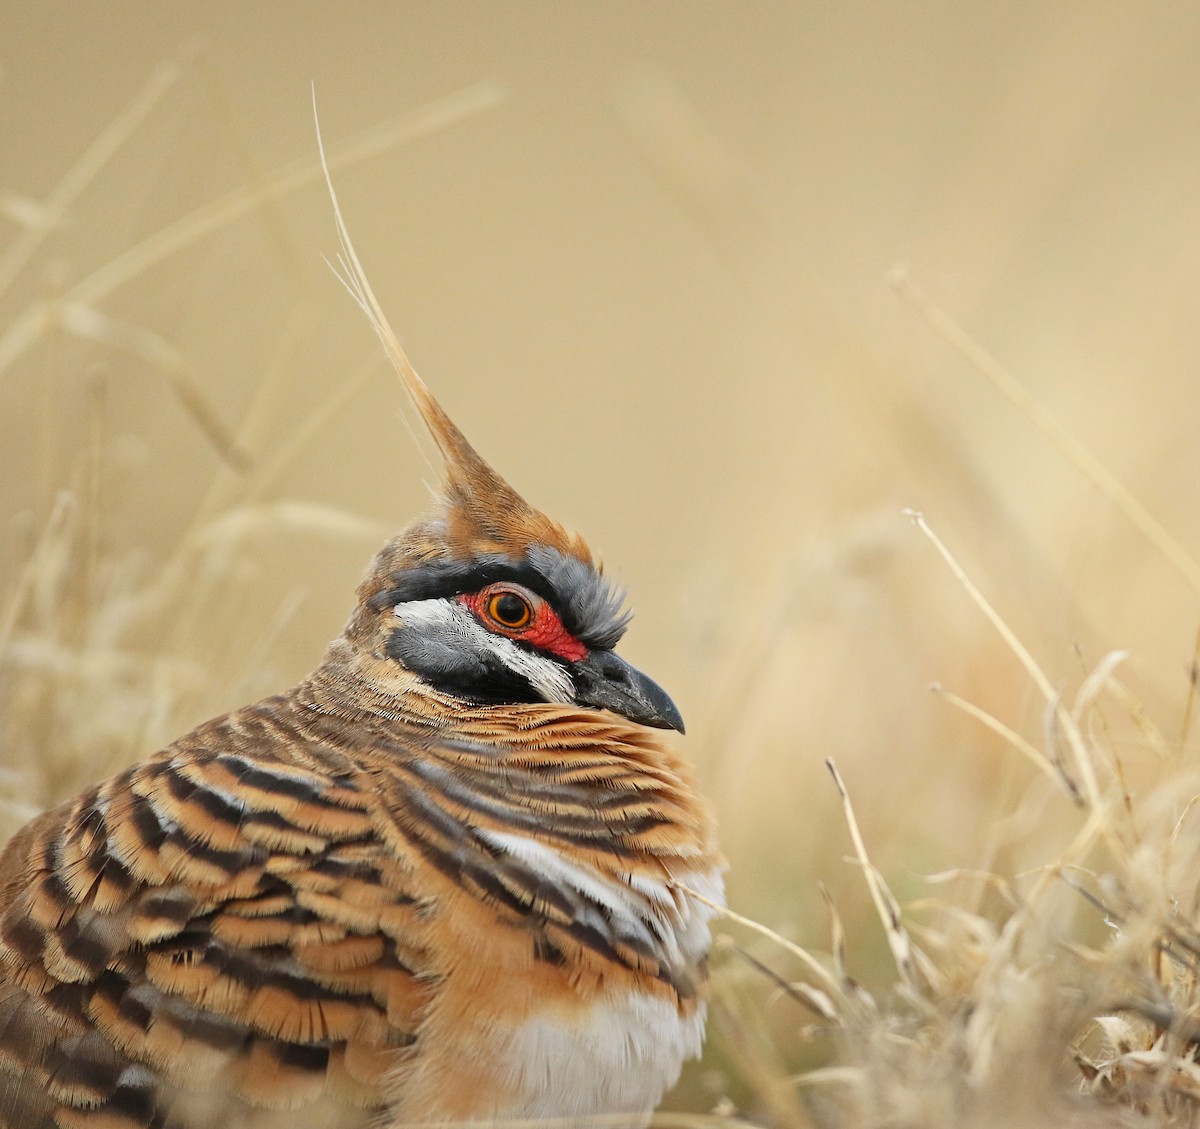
[0,66,504,822]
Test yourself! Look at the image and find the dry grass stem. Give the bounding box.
[825,758,925,994]
[907,508,1102,810]
[891,267,1200,600]
[672,881,842,1001]
[0,81,505,380]
[0,56,186,298]
[931,681,1065,788]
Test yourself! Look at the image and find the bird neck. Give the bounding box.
[297,637,443,729]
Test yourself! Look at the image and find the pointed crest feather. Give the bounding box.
[314,98,590,564]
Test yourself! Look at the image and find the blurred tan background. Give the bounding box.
[4,2,1200,1109]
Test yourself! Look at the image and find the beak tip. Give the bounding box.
[571,649,686,735]
[641,683,685,735]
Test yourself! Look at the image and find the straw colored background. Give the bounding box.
[4,3,1200,1115]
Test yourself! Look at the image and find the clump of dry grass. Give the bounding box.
[700,508,1200,1127]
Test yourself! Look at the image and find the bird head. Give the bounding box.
[339,373,683,734]
[321,180,682,734]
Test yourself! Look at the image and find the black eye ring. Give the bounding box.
[486,588,533,629]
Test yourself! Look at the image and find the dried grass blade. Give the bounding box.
[932,681,1071,794]
[58,303,248,469]
[1072,650,1128,729]
[0,491,76,657]
[891,268,1200,600]
[0,83,506,380]
[668,881,841,999]
[0,57,186,297]
[825,758,923,992]
[729,942,839,1021]
[906,509,1102,811]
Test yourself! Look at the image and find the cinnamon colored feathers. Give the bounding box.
[0,205,723,1128]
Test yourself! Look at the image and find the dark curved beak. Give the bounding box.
[570,650,685,733]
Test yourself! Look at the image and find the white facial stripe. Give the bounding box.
[395,598,576,704]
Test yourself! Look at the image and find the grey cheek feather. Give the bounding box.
[392,599,575,705]
[391,600,489,682]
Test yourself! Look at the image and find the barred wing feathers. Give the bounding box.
[0,694,432,1129]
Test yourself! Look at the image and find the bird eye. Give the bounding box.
[486,589,533,629]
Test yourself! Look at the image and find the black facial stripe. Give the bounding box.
[368,549,629,649]
[385,624,544,707]
[369,558,549,608]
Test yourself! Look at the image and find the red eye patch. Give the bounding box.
[457,587,588,663]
